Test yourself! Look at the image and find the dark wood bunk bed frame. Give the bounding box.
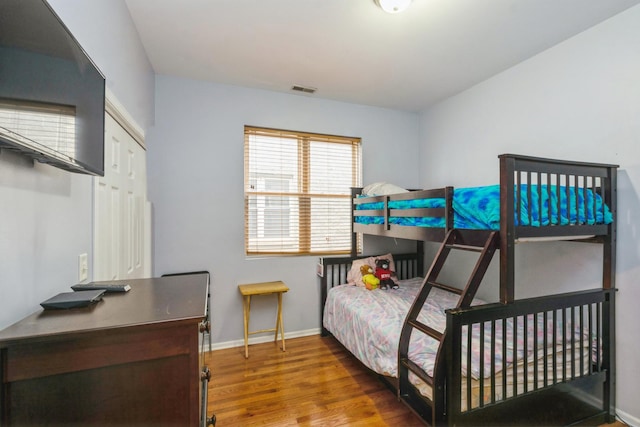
[318,154,617,426]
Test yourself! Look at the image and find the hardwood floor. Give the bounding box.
[205,334,625,427]
[205,334,423,426]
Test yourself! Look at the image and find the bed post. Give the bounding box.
[603,166,617,422]
[499,154,515,303]
[444,186,454,232]
[417,240,424,276]
[351,187,361,257]
[603,289,617,422]
[318,258,329,337]
[603,167,617,290]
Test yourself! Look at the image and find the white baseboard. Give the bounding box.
[617,408,640,427]
[208,328,321,352]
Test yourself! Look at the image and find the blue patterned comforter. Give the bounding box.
[355,185,613,230]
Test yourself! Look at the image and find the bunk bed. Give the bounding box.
[318,154,617,426]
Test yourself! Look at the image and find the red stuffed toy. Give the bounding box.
[375,258,398,290]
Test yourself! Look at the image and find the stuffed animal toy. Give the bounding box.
[360,264,380,290]
[375,258,399,290]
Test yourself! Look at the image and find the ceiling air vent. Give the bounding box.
[291,85,317,94]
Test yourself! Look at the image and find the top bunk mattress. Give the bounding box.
[354,185,613,231]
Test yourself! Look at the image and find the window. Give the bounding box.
[244,126,361,255]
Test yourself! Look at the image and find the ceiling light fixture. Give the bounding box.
[374,0,412,14]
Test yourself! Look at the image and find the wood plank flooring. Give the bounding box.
[205,334,626,427]
[205,334,423,426]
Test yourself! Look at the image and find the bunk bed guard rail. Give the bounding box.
[445,287,616,426]
[499,154,618,303]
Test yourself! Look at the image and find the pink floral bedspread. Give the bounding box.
[324,277,451,378]
[323,278,590,382]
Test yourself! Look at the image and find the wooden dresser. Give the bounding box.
[0,274,211,426]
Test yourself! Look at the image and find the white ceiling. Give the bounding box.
[125,0,640,112]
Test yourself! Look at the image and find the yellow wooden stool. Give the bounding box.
[238,281,289,358]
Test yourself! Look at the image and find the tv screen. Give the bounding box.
[0,0,105,176]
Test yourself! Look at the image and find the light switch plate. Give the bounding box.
[78,253,88,282]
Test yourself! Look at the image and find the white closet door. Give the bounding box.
[93,112,149,280]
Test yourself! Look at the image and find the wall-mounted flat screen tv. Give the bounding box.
[0,0,105,176]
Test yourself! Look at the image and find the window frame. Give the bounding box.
[244,125,361,256]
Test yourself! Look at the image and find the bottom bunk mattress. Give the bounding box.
[323,277,592,411]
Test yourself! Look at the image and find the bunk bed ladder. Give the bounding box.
[397,228,499,425]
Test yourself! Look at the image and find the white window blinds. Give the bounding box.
[244,126,361,255]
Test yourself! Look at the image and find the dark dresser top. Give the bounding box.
[0,274,209,347]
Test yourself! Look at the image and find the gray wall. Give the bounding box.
[419,5,640,422]
[49,0,155,132]
[147,75,421,344]
[2,1,638,422]
[0,0,154,330]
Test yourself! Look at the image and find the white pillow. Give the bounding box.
[361,182,409,196]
